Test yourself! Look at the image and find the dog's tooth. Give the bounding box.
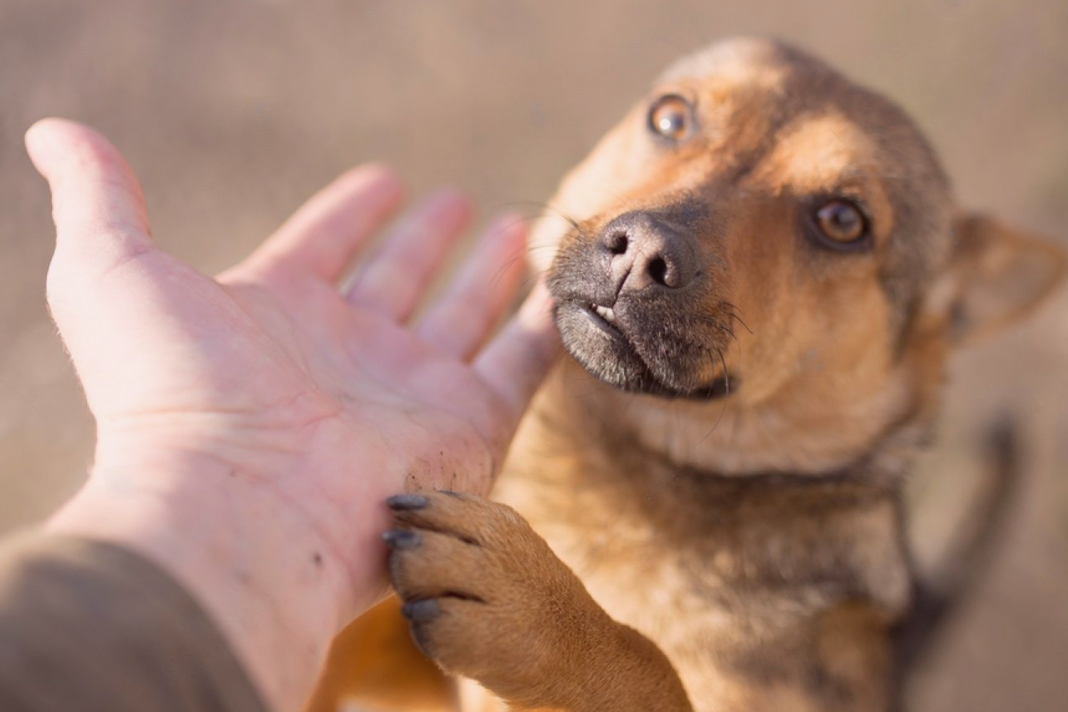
[595,305,616,323]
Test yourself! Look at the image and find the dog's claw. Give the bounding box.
[386,494,430,510]
[382,529,421,549]
[401,598,441,623]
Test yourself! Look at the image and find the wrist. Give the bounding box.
[47,448,383,712]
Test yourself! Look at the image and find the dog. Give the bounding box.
[305,37,1067,712]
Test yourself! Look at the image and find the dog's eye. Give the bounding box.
[812,199,869,246]
[648,95,692,141]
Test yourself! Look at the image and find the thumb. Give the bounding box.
[26,120,179,416]
[26,119,155,306]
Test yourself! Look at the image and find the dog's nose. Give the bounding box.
[600,211,698,293]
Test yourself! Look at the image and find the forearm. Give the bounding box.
[0,531,265,712]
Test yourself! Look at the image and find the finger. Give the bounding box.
[473,280,560,420]
[25,118,155,291]
[346,189,471,321]
[414,215,527,360]
[247,164,405,282]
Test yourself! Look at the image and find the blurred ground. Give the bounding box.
[1,1,1066,710]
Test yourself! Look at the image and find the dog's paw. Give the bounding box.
[383,491,605,701]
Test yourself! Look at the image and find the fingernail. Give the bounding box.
[382,529,422,549]
[401,599,441,623]
[386,494,429,510]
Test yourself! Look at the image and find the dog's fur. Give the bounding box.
[306,38,1066,712]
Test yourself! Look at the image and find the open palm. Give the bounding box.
[28,119,558,710]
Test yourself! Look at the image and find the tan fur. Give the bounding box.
[304,597,453,712]
[307,37,1066,712]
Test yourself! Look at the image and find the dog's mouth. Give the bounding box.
[580,303,626,343]
[553,300,736,401]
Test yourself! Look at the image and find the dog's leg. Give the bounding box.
[304,595,456,712]
[384,491,694,712]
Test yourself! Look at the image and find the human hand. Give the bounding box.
[26,119,558,711]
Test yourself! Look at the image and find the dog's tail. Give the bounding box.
[892,418,1023,698]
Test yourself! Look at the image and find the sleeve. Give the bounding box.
[0,532,267,712]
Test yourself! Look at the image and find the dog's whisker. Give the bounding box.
[493,200,587,236]
[693,348,731,446]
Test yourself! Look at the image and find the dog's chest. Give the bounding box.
[497,440,911,711]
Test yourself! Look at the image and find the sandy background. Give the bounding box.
[1,1,1066,709]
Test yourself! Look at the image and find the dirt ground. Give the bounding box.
[1,1,1066,709]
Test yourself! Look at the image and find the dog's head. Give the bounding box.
[536,38,1066,474]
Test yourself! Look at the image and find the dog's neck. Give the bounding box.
[499,360,933,614]
[525,360,937,480]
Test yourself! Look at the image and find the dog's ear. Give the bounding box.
[928,214,1067,347]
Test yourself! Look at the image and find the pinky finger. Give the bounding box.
[473,281,560,422]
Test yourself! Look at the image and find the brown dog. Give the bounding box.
[307,37,1066,712]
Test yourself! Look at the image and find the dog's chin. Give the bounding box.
[553,302,732,401]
